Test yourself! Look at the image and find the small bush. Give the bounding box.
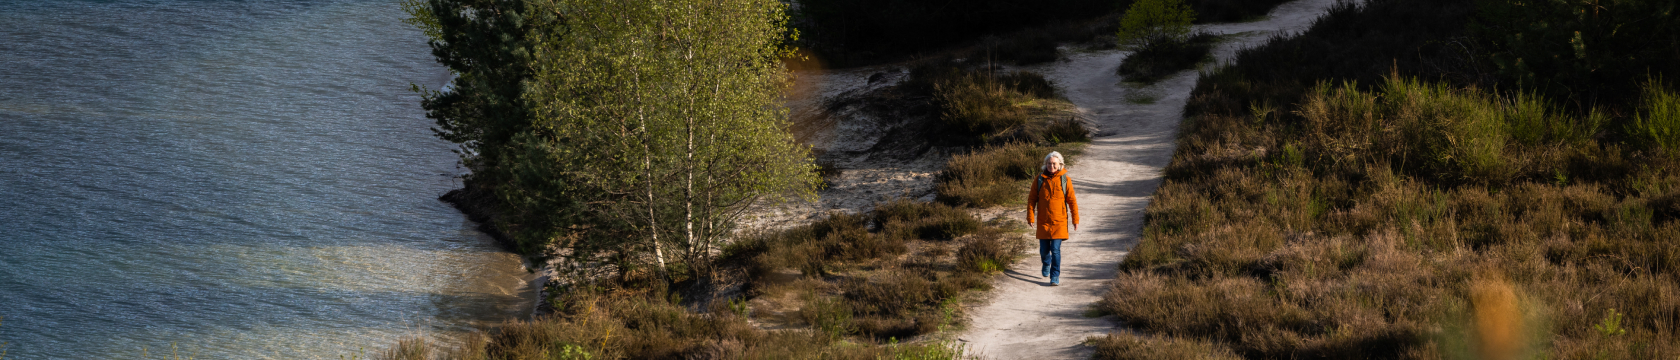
[931,70,1062,137]
[1041,116,1092,144]
[1116,0,1196,48]
[935,73,1035,135]
[936,142,1086,208]
[957,228,1027,274]
[1117,32,1218,83]
[378,337,433,360]
[800,294,857,339]
[936,142,1045,207]
[1629,81,1680,151]
[874,200,983,240]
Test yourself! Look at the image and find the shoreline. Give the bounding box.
[439,185,559,319]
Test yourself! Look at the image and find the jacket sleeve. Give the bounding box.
[1066,175,1079,226]
[1026,179,1039,223]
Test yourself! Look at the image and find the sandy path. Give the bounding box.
[955,1,1345,358]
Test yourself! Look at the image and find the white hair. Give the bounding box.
[1042,151,1064,172]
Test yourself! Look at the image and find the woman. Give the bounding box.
[1026,151,1078,286]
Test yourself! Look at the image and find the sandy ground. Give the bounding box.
[953,0,1348,358]
[741,65,958,230]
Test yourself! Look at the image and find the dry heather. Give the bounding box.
[1098,74,1680,359]
[379,200,1028,360]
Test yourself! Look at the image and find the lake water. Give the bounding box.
[0,1,533,358]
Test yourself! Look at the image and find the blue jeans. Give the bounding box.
[1039,239,1063,282]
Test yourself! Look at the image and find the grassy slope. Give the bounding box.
[1094,0,1680,359]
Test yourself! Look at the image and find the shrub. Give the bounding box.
[1629,81,1680,151]
[1041,116,1092,144]
[935,73,1035,135]
[1115,0,1196,48]
[1117,32,1218,83]
[936,142,1045,207]
[874,200,984,240]
[378,337,433,360]
[957,228,1026,274]
[931,70,1063,137]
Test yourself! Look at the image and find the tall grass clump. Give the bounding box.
[1629,80,1680,152]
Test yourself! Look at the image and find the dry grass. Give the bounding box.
[429,287,964,360]
[936,142,1085,207]
[389,200,1026,359]
[1097,2,1680,355]
[916,66,1081,144]
[735,200,1028,342]
[1099,64,1680,360]
[1087,332,1242,360]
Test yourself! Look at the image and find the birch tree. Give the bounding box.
[512,0,820,278]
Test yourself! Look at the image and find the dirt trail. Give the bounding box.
[955,0,1345,358]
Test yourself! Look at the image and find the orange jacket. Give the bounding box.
[1027,169,1079,239]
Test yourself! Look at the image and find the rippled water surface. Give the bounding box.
[0,1,532,358]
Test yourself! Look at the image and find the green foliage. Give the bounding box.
[1629,80,1680,151]
[1472,0,1680,107]
[1595,308,1627,337]
[414,0,821,277]
[888,341,966,360]
[1116,0,1196,48]
[396,0,442,42]
[414,0,544,252]
[554,344,592,360]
